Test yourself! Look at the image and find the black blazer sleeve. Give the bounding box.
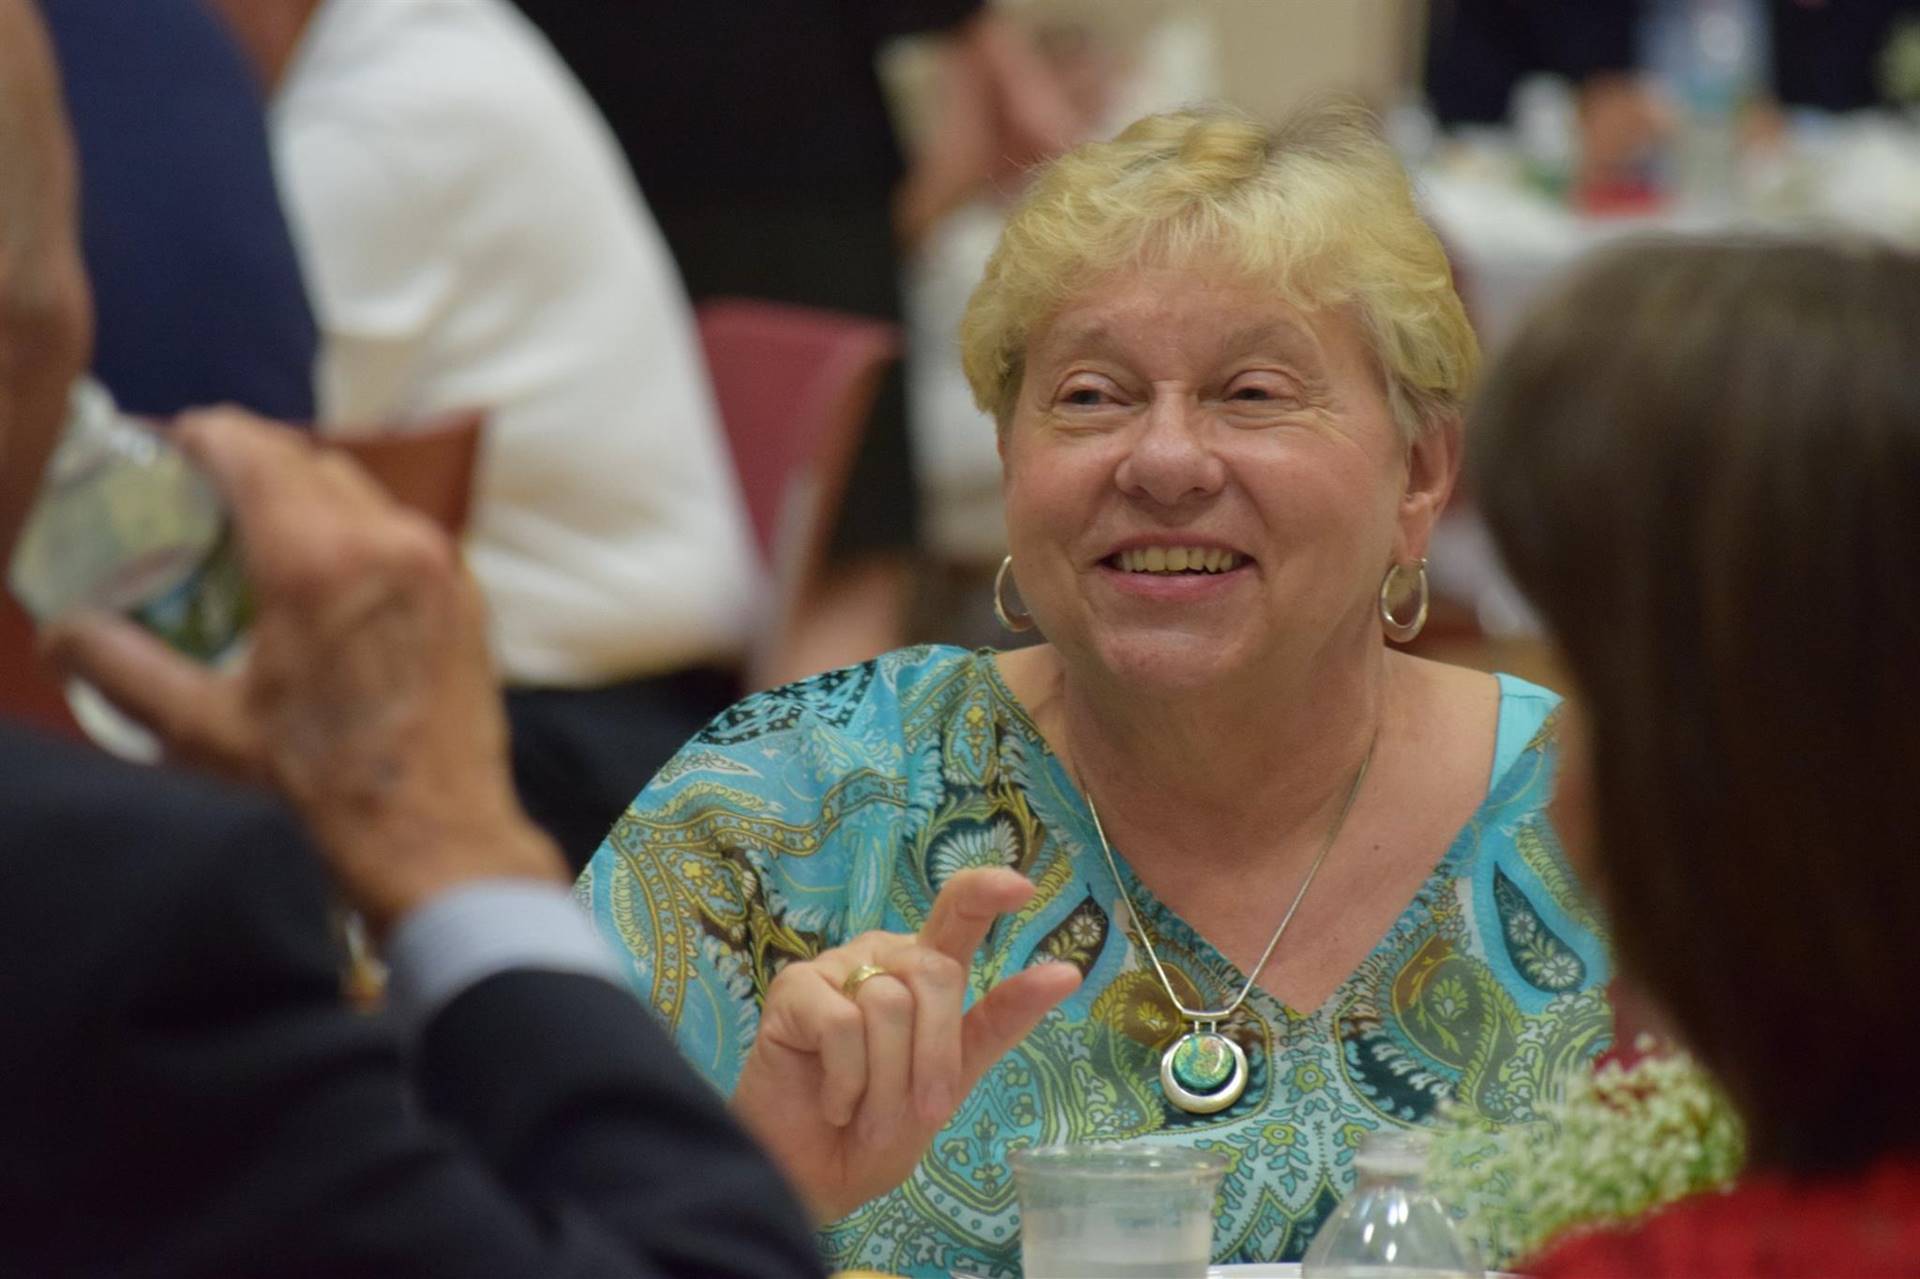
[0,728,821,1279]
[417,971,824,1279]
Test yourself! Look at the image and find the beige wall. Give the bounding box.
[1004,0,1423,120]
[1215,0,1423,117]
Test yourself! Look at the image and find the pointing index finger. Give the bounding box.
[173,408,394,589]
[917,867,1035,966]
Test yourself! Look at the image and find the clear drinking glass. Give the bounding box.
[8,378,250,662]
[1301,1130,1483,1279]
[1011,1142,1227,1279]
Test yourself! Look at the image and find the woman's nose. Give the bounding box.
[1113,394,1226,507]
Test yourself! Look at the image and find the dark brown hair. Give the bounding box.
[1472,237,1920,1173]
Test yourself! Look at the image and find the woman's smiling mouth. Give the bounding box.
[1102,545,1249,575]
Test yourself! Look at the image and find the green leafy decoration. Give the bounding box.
[1425,1046,1746,1266]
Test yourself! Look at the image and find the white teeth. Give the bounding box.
[1116,547,1241,574]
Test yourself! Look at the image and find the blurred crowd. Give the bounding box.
[36,0,1920,839]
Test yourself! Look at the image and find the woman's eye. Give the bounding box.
[1225,378,1300,405]
[1061,386,1109,406]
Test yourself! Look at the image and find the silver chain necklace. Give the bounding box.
[1079,732,1377,1114]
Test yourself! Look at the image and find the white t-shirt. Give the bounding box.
[273,0,760,687]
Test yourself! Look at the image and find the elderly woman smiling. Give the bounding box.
[579,104,1610,1277]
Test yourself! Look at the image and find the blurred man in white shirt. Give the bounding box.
[213,0,761,867]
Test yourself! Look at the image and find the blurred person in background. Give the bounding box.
[38,0,316,421]
[1426,0,1920,195]
[1473,238,1920,1277]
[208,0,763,871]
[513,0,1086,682]
[0,2,823,1274]
[1424,0,1668,203]
[579,104,1613,1277]
[1762,0,1920,112]
[1425,3,1646,137]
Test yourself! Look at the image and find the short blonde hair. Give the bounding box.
[960,102,1478,442]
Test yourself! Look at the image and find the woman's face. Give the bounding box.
[999,264,1455,694]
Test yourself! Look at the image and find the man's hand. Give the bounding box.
[895,11,1092,247]
[45,407,564,933]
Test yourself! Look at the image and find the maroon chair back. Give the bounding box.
[697,300,899,687]
[697,299,898,576]
[0,595,79,737]
[329,408,486,537]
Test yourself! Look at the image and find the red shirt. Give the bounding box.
[1526,1155,1920,1278]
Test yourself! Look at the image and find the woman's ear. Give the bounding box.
[1396,413,1463,560]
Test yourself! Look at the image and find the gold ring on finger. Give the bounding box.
[840,963,889,1000]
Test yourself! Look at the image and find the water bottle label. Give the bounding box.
[129,524,254,663]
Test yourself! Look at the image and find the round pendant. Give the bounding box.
[1159,1028,1249,1114]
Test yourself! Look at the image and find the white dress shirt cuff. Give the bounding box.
[384,879,624,1031]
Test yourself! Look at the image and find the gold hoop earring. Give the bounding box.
[1379,557,1429,644]
[994,555,1035,633]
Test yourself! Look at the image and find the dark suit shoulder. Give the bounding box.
[422,970,827,1279]
[0,724,354,1272]
[0,725,824,1278]
[0,723,335,1001]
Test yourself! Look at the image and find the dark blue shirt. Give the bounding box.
[42,0,317,423]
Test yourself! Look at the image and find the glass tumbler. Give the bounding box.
[1012,1141,1227,1279]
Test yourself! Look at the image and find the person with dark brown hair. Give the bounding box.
[1473,236,1920,1276]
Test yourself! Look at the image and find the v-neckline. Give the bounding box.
[977,649,1515,1024]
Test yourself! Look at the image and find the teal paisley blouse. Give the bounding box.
[578,646,1612,1278]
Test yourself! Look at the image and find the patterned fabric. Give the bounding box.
[580,646,1612,1278]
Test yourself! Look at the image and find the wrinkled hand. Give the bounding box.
[732,867,1082,1223]
[44,407,562,932]
[896,36,1002,246]
[970,11,1087,173]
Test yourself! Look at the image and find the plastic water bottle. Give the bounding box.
[8,378,250,662]
[1512,74,1579,200]
[1667,0,1768,209]
[1301,1130,1483,1279]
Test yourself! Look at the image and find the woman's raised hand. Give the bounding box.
[731,866,1082,1223]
